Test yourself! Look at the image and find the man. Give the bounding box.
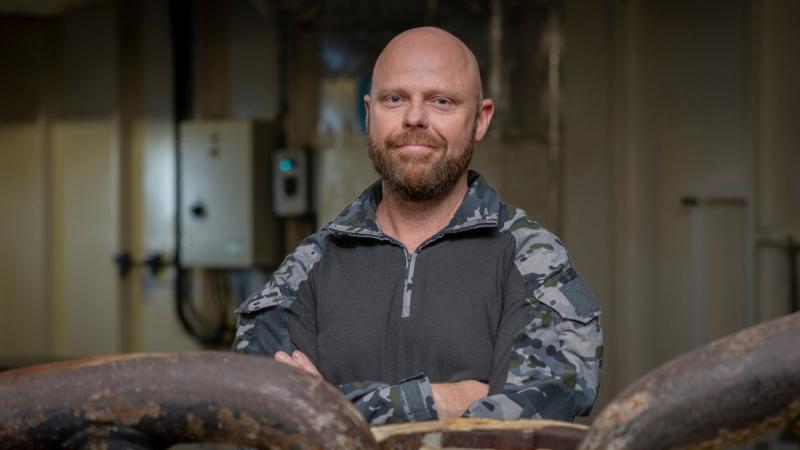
[233,27,602,425]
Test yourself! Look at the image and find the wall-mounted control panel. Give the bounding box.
[179,120,279,268]
[272,149,309,217]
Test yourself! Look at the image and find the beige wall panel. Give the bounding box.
[563,0,617,410]
[46,3,122,357]
[703,207,749,339]
[51,120,121,356]
[0,124,49,359]
[634,0,752,364]
[139,269,199,352]
[564,0,757,410]
[0,19,50,361]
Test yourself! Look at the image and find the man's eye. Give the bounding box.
[433,97,453,106]
[387,95,402,103]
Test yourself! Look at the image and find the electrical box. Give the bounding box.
[273,149,309,217]
[179,120,279,268]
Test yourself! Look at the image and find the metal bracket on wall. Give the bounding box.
[112,252,174,279]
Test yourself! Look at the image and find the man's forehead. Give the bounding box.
[372,27,481,95]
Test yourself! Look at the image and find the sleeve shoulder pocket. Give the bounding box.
[534,275,600,324]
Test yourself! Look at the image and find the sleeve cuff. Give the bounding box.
[396,373,438,422]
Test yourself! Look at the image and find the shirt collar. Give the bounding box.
[327,170,500,239]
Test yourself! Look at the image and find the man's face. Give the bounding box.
[365,33,491,202]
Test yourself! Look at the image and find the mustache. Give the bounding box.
[384,129,447,150]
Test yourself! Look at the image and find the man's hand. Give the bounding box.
[431,380,489,419]
[274,351,322,378]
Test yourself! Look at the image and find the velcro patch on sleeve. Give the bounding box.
[559,276,600,318]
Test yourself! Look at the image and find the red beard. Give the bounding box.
[368,126,475,202]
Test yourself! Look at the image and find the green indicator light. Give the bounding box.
[279,158,295,173]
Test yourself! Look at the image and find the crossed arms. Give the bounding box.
[232,228,603,425]
[274,349,488,419]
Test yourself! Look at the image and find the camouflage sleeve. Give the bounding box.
[464,208,603,421]
[338,374,439,426]
[232,235,325,356]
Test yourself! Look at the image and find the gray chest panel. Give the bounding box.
[306,230,515,386]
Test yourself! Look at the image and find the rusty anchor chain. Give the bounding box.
[579,311,800,450]
[1,312,799,449]
[0,352,376,450]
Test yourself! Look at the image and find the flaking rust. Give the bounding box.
[1,313,799,449]
[0,352,376,450]
[579,312,800,450]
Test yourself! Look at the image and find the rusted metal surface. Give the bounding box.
[579,312,800,450]
[0,352,376,450]
[373,418,587,450]
[4,315,800,449]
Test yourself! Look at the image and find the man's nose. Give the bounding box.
[403,101,428,128]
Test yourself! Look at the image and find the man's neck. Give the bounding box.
[376,172,469,253]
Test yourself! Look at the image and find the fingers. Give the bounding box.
[291,351,322,378]
[274,351,295,365]
[274,351,321,378]
[274,351,301,370]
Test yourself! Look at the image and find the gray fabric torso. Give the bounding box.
[288,224,529,394]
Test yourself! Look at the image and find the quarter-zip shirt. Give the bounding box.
[234,171,603,425]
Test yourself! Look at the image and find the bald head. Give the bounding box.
[372,27,483,104]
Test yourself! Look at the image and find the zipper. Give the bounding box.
[401,249,418,319]
[330,228,417,319]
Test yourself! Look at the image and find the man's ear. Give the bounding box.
[473,99,495,142]
[363,94,371,131]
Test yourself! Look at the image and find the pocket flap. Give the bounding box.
[534,276,600,324]
[235,282,284,314]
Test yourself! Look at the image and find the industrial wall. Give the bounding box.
[0,0,798,430]
[564,0,800,411]
[0,1,199,361]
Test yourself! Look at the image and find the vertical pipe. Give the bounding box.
[743,197,756,327]
[789,236,799,313]
[546,6,563,233]
[690,206,708,347]
[170,0,196,344]
[43,21,59,357]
